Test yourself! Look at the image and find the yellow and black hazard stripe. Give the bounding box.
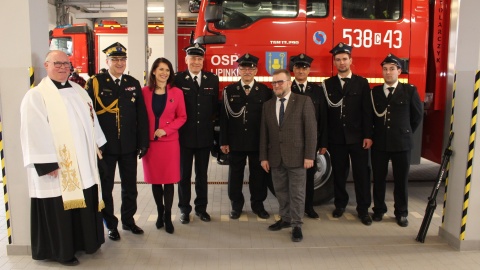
[442,72,456,225]
[460,70,480,240]
[29,66,34,88]
[0,121,12,244]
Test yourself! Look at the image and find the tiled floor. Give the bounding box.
[1,158,480,269]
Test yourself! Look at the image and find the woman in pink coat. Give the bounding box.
[142,58,186,234]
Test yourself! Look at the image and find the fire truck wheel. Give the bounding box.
[313,151,337,205]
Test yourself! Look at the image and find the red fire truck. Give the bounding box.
[49,20,195,79]
[194,0,450,204]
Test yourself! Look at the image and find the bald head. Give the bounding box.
[44,50,71,83]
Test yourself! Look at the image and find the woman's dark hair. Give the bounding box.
[148,57,175,89]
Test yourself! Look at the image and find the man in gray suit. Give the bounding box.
[260,69,317,242]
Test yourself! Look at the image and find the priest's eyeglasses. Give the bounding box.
[271,80,288,86]
[49,61,71,68]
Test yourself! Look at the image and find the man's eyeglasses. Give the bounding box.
[49,61,71,68]
[271,80,289,86]
[239,67,256,72]
[109,57,127,63]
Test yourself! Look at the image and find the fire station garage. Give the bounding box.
[1,0,480,269]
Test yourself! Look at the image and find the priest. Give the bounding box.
[20,50,107,266]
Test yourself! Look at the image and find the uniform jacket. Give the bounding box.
[220,80,272,151]
[85,72,149,155]
[174,70,219,148]
[323,74,373,145]
[291,80,328,149]
[371,83,423,152]
[142,85,187,142]
[259,92,317,168]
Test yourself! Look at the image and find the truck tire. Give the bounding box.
[313,151,337,205]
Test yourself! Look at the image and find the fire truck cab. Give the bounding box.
[193,0,448,204]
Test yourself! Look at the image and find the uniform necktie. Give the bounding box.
[279,98,286,125]
[244,85,251,95]
[299,83,304,93]
[387,87,395,100]
[115,79,120,86]
[341,78,350,91]
[193,76,200,90]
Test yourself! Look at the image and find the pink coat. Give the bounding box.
[141,85,187,184]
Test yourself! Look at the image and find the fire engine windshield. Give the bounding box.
[342,0,403,20]
[49,37,73,56]
[215,1,298,29]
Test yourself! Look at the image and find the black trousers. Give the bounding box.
[228,151,268,212]
[101,151,138,229]
[371,149,411,217]
[329,142,371,215]
[178,146,210,214]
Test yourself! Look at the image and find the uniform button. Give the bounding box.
[245,129,247,131]
[342,105,345,107]
[387,112,391,114]
[342,115,345,118]
[387,119,391,121]
[387,126,390,129]
[343,124,346,127]
[197,121,200,123]
[198,104,200,106]
[246,103,248,105]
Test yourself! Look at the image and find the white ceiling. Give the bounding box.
[55,0,199,21]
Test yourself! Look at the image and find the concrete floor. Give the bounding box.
[1,158,479,269]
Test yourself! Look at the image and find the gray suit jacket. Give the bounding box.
[259,92,317,167]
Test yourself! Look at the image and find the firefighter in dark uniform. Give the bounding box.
[174,43,219,224]
[322,42,373,225]
[290,53,328,219]
[220,53,273,220]
[370,54,423,227]
[85,42,149,240]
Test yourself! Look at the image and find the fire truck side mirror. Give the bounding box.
[195,35,226,45]
[205,5,223,23]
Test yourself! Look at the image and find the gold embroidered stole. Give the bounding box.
[37,78,86,210]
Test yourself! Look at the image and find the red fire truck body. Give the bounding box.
[193,0,451,203]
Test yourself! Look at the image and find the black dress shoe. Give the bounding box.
[253,209,270,219]
[108,228,120,241]
[332,208,345,218]
[268,219,291,231]
[156,216,164,229]
[195,211,211,222]
[122,223,144,234]
[229,210,241,219]
[291,227,303,242]
[59,256,79,266]
[305,208,319,219]
[180,213,190,224]
[372,212,383,222]
[396,216,409,227]
[359,214,372,226]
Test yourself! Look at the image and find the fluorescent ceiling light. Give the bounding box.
[86,7,116,11]
[148,7,165,13]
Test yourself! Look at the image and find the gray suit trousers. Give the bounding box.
[271,162,306,227]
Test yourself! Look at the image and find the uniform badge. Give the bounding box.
[131,97,136,102]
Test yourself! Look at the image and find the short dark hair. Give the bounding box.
[272,69,291,80]
[147,57,175,89]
